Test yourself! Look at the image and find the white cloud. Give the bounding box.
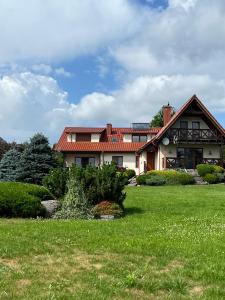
[0,0,140,64]
[111,0,225,78]
[0,72,224,143]
[54,67,73,78]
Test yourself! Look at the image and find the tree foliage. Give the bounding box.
[17,133,54,184]
[0,149,22,182]
[150,109,164,127]
[0,138,11,161]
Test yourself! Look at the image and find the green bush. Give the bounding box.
[53,177,92,219]
[203,173,218,184]
[124,169,136,180]
[146,170,194,185]
[42,167,69,199]
[91,201,123,218]
[178,173,195,185]
[145,175,166,186]
[213,165,224,173]
[70,163,126,207]
[215,173,225,183]
[0,182,50,217]
[197,164,215,177]
[136,175,148,185]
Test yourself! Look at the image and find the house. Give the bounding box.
[55,95,225,174]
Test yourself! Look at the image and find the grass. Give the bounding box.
[0,185,225,299]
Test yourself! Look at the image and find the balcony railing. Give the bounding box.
[163,157,223,169]
[166,128,223,143]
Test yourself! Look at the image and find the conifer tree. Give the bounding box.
[0,148,22,181]
[53,177,92,219]
[17,133,54,184]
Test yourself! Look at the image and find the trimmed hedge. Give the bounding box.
[137,170,195,186]
[145,175,166,186]
[0,182,52,217]
[197,164,215,177]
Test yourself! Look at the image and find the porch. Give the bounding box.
[163,157,223,169]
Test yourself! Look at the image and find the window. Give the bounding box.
[75,157,95,167]
[112,156,123,167]
[135,156,139,168]
[180,121,188,129]
[132,135,147,142]
[192,122,200,129]
[76,133,91,142]
[75,157,82,166]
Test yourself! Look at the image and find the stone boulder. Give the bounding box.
[41,200,60,217]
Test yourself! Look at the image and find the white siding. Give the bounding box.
[103,152,138,174]
[91,134,100,142]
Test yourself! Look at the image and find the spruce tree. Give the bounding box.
[0,148,22,181]
[17,133,54,184]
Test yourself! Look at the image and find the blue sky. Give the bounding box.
[0,0,224,142]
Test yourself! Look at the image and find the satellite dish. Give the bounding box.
[162,137,170,146]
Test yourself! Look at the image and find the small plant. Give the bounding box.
[213,165,224,173]
[203,173,218,184]
[91,201,123,218]
[124,169,136,180]
[178,173,195,185]
[53,177,92,219]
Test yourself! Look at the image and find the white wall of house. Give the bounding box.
[64,153,100,167]
[91,134,100,142]
[139,151,147,173]
[103,152,139,174]
[172,116,209,129]
[156,143,221,170]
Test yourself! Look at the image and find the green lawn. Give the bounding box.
[1,185,225,299]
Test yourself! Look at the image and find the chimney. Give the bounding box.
[162,103,173,126]
[106,123,112,135]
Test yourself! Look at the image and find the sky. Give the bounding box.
[0,0,225,143]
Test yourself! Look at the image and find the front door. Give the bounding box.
[147,152,155,171]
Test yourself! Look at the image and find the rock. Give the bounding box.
[41,200,60,217]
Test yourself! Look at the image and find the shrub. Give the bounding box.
[213,165,224,173]
[146,170,195,185]
[70,163,126,207]
[215,173,225,183]
[145,175,166,186]
[136,175,148,185]
[0,182,49,217]
[53,177,92,219]
[124,169,136,180]
[197,164,215,177]
[178,173,195,185]
[203,173,218,184]
[91,201,123,218]
[42,167,69,199]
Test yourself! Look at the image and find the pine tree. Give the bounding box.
[17,133,54,184]
[0,148,22,181]
[53,177,92,219]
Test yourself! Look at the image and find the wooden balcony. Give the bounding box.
[166,128,223,143]
[163,157,223,169]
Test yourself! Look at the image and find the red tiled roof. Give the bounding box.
[56,141,145,152]
[139,94,225,152]
[65,127,105,133]
[55,128,146,152]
